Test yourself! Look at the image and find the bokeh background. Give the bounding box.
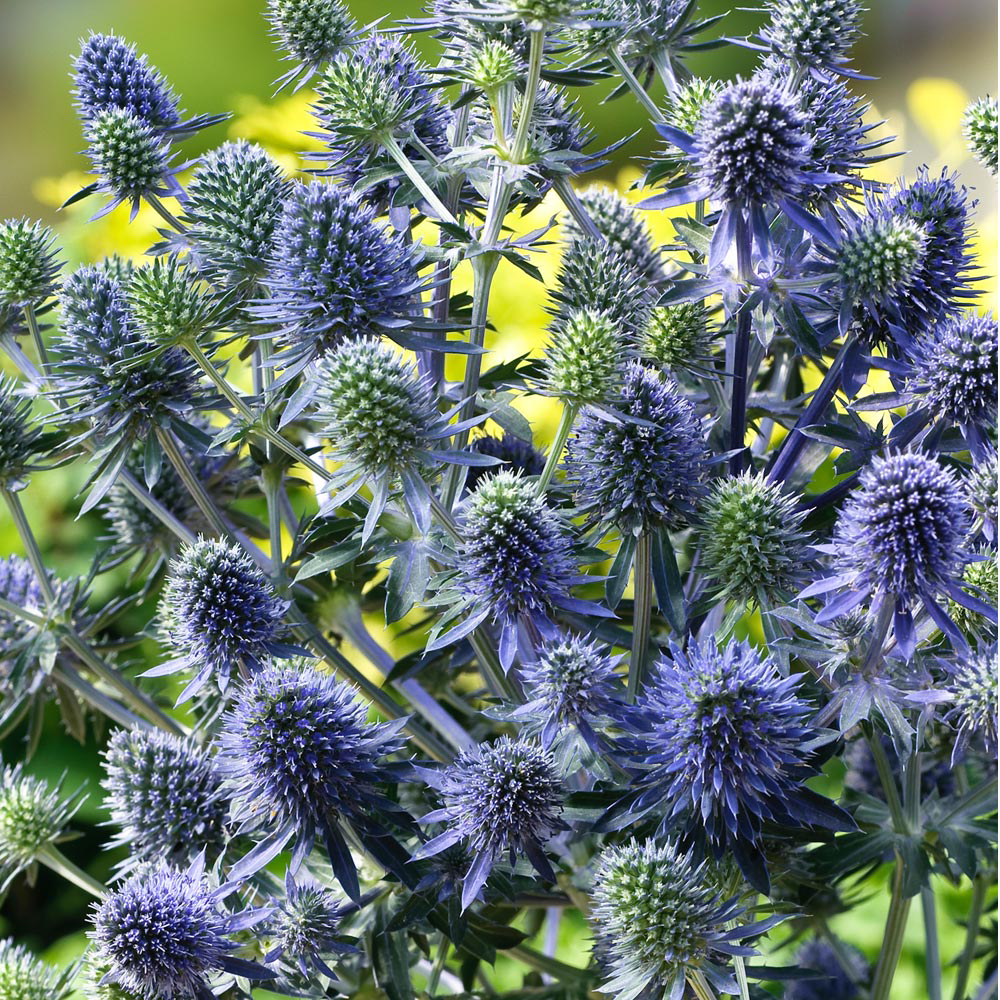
[0,0,997,994]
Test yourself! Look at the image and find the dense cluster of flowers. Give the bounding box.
[0,3,995,1000]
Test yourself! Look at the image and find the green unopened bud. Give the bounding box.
[0,220,61,309]
[838,216,926,302]
[964,96,998,175]
[544,308,626,406]
[641,303,710,369]
[468,39,520,92]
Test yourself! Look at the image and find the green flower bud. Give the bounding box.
[964,96,998,175]
[544,308,626,405]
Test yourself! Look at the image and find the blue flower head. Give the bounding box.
[90,858,273,1000]
[785,937,869,1000]
[758,0,864,76]
[467,432,545,494]
[254,181,423,376]
[0,556,43,662]
[618,639,852,892]
[0,219,62,310]
[416,736,565,911]
[966,444,998,543]
[158,537,291,701]
[267,0,358,92]
[565,361,707,536]
[102,728,228,871]
[216,661,410,898]
[945,643,998,764]
[0,378,46,489]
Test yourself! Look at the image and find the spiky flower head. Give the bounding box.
[0,378,45,489]
[785,938,868,1000]
[256,181,421,370]
[619,639,849,892]
[699,472,810,607]
[90,861,271,1000]
[0,939,75,1000]
[267,0,357,87]
[418,736,564,911]
[945,644,998,762]
[504,0,575,25]
[837,214,927,312]
[665,77,723,135]
[183,141,289,290]
[910,312,998,431]
[543,308,627,406]
[640,303,711,370]
[832,451,968,612]
[948,551,999,641]
[0,762,81,891]
[550,239,651,339]
[102,728,228,870]
[562,187,663,283]
[313,338,437,476]
[694,77,812,208]
[565,361,707,535]
[591,838,752,1000]
[512,82,591,164]
[466,38,521,91]
[467,433,545,494]
[85,107,179,218]
[73,34,179,130]
[519,634,620,748]
[0,556,44,665]
[967,445,998,542]
[127,257,219,348]
[964,96,998,175]
[0,220,61,308]
[216,661,407,894]
[159,537,289,698]
[761,0,864,73]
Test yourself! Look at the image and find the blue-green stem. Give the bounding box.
[627,531,654,703]
[380,133,460,227]
[870,859,913,1000]
[155,426,231,539]
[867,729,907,832]
[729,306,752,474]
[426,938,450,996]
[22,304,49,370]
[921,885,942,1000]
[145,192,186,233]
[37,844,107,898]
[536,403,577,496]
[952,874,987,1000]
[688,969,719,1000]
[551,176,605,244]
[607,46,665,123]
[511,28,546,163]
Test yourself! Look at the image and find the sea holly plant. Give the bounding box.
[0,3,996,1000]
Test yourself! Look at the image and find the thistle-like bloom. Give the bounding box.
[785,938,868,1000]
[543,309,627,406]
[267,0,358,91]
[254,181,423,376]
[85,107,183,220]
[758,0,864,76]
[0,378,46,490]
[416,736,565,911]
[157,537,291,700]
[215,661,409,897]
[0,761,82,892]
[699,472,811,607]
[908,312,998,446]
[0,556,44,664]
[944,643,998,763]
[565,361,707,535]
[127,257,224,350]
[516,634,621,750]
[948,552,999,641]
[102,728,228,871]
[90,859,273,1000]
[964,96,998,175]
[640,303,712,370]
[618,639,852,892]
[591,838,771,1000]
[0,219,61,309]
[819,452,973,654]
[265,870,355,979]
[437,471,596,669]
[182,141,290,291]
[0,939,75,1000]
[966,445,998,543]
[467,432,545,494]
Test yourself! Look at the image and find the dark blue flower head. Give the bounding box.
[844,732,954,803]
[0,219,62,309]
[944,643,998,763]
[216,661,409,897]
[785,937,869,1000]
[266,0,358,92]
[90,858,273,1000]
[182,140,290,292]
[73,33,179,131]
[158,537,291,701]
[0,556,43,664]
[466,432,545,493]
[0,377,46,490]
[758,0,864,77]
[565,361,707,535]
[618,638,851,892]
[966,444,998,543]
[417,736,565,911]
[254,180,423,377]
[102,728,228,871]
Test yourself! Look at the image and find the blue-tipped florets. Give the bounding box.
[785,938,868,1000]
[565,361,707,535]
[0,556,44,663]
[945,644,998,761]
[102,728,228,870]
[0,378,44,489]
[0,220,61,308]
[467,433,545,494]
[0,939,75,1000]
[964,96,998,175]
[267,0,357,88]
[159,538,289,694]
[760,0,864,74]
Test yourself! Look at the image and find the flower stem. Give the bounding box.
[380,133,460,227]
[921,885,942,1000]
[155,426,231,538]
[867,730,907,832]
[53,662,158,734]
[870,857,913,1000]
[688,969,719,1000]
[22,304,49,370]
[607,46,665,123]
[536,403,577,496]
[551,176,605,244]
[507,945,590,984]
[118,467,197,545]
[37,845,107,898]
[145,192,187,232]
[729,306,752,474]
[1,485,57,607]
[468,628,518,701]
[627,531,653,703]
[427,938,450,996]
[952,874,987,1000]
[511,28,546,162]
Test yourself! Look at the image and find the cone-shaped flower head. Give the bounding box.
[699,472,811,606]
[967,446,998,542]
[467,432,545,494]
[949,552,998,641]
[565,361,707,535]
[619,639,850,892]
[90,861,272,1000]
[0,379,45,489]
[760,0,863,74]
[665,77,722,135]
[591,838,758,1000]
[216,661,407,894]
[512,82,591,164]
[256,181,422,371]
[183,140,290,290]
[127,257,219,348]
[694,77,812,209]
[910,312,998,432]
[267,0,357,89]
[102,728,228,870]
[964,96,998,175]
[0,939,75,1000]
[418,736,565,911]
[0,220,61,309]
[465,38,521,92]
[640,303,711,370]
[543,308,627,406]
[0,762,81,891]
[159,538,289,698]
[945,643,998,762]
[785,938,868,1000]
[73,34,179,130]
